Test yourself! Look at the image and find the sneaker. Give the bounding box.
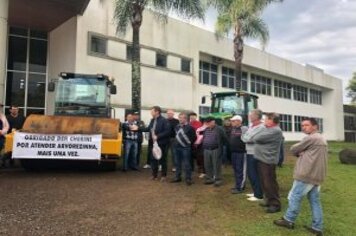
[304,226,323,236]
[172,168,176,172]
[170,178,182,183]
[273,218,294,230]
[143,164,151,169]
[198,173,206,178]
[246,193,254,197]
[247,196,263,202]
[204,180,214,185]
[159,165,162,171]
[231,188,243,194]
[266,206,281,213]
[185,179,193,186]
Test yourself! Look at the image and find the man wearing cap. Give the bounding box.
[0,104,9,168]
[229,115,248,194]
[201,116,228,187]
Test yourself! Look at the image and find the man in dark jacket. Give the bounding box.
[138,106,170,181]
[201,117,228,187]
[171,112,196,185]
[229,115,248,194]
[166,109,179,172]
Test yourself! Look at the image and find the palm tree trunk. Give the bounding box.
[233,36,244,91]
[131,4,143,115]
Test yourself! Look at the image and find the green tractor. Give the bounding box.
[200,91,259,125]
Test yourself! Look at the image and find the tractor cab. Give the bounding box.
[48,72,117,118]
[201,91,258,125]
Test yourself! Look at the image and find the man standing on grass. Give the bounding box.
[166,109,179,172]
[229,115,248,194]
[201,117,228,187]
[274,118,328,236]
[241,109,264,201]
[170,112,196,186]
[244,113,283,213]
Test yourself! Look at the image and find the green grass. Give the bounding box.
[191,142,356,236]
[140,142,356,235]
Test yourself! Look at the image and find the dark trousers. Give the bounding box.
[192,144,204,173]
[174,146,192,181]
[246,154,263,199]
[231,152,247,191]
[136,142,142,166]
[151,143,168,177]
[258,161,281,208]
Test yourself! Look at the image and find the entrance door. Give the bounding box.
[5,27,47,116]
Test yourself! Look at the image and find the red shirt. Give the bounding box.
[190,120,202,131]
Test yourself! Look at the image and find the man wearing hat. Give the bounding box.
[229,115,248,194]
[0,103,9,168]
[201,116,228,187]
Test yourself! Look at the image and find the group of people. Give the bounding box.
[121,105,328,236]
[0,104,26,168]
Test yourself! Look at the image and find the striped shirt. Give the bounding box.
[202,127,219,150]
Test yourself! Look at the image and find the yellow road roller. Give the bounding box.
[5,72,122,170]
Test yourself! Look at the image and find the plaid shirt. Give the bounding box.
[122,121,138,141]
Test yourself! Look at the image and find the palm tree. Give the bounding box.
[208,0,282,90]
[114,0,205,114]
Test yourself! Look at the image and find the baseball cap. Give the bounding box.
[230,115,243,121]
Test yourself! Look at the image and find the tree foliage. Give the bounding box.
[347,72,356,103]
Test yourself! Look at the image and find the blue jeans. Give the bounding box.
[123,140,138,170]
[284,180,323,231]
[231,152,247,191]
[174,146,192,181]
[246,154,263,199]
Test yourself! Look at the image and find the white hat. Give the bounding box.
[230,115,243,121]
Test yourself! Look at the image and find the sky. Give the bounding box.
[179,0,356,103]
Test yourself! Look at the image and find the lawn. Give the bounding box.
[180,141,356,236]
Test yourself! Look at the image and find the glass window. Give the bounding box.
[156,53,167,67]
[29,39,47,73]
[9,27,28,36]
[26,108,45,116]
[199,61,218,86]
[294,115,309,132]
[181,58,191,73]
[90,36,107,54]
[222,67,235,89]
[310,89,322,105]
[274,80,292,99]
[5,72,26,107]
[293,85,308,102]
[241,72,248,91]
[30,29,47,39]
[279,114,292,132]
[7,36,27,71]
[250,74,271,95]
[199,106,211,115]
[27,74,46,107]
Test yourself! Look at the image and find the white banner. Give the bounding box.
[12,132,102,160]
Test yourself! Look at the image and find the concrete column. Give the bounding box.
[0,0,9,104]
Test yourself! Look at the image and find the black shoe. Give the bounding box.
[122,169,127,172]
[130,167,139,171]
[304,226,323,236]
[170,178,182,183]
[259,202,269,207]
[204,180,214,185]
[266,206,281,213]
[273,218,294,229]
[185,179,193,186]
[231,188,243,194]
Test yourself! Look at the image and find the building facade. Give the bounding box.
[0,0,344,141]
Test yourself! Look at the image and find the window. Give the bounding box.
[156,53,167,67]
[199,61,218,86]
[293,85,308,102]
[294,115,308,132]
[310,89,322,105]
[181,58,191,73]
[279,114,292,132]
[344,116,356,130]
[222,67,235,89]
[241,72,248,91]
[90,35,107,54]
[274,80,292,99]
[314,118,323,133]
[126,45,133,61]
[199,106,211,115]
[250,74,272,95]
